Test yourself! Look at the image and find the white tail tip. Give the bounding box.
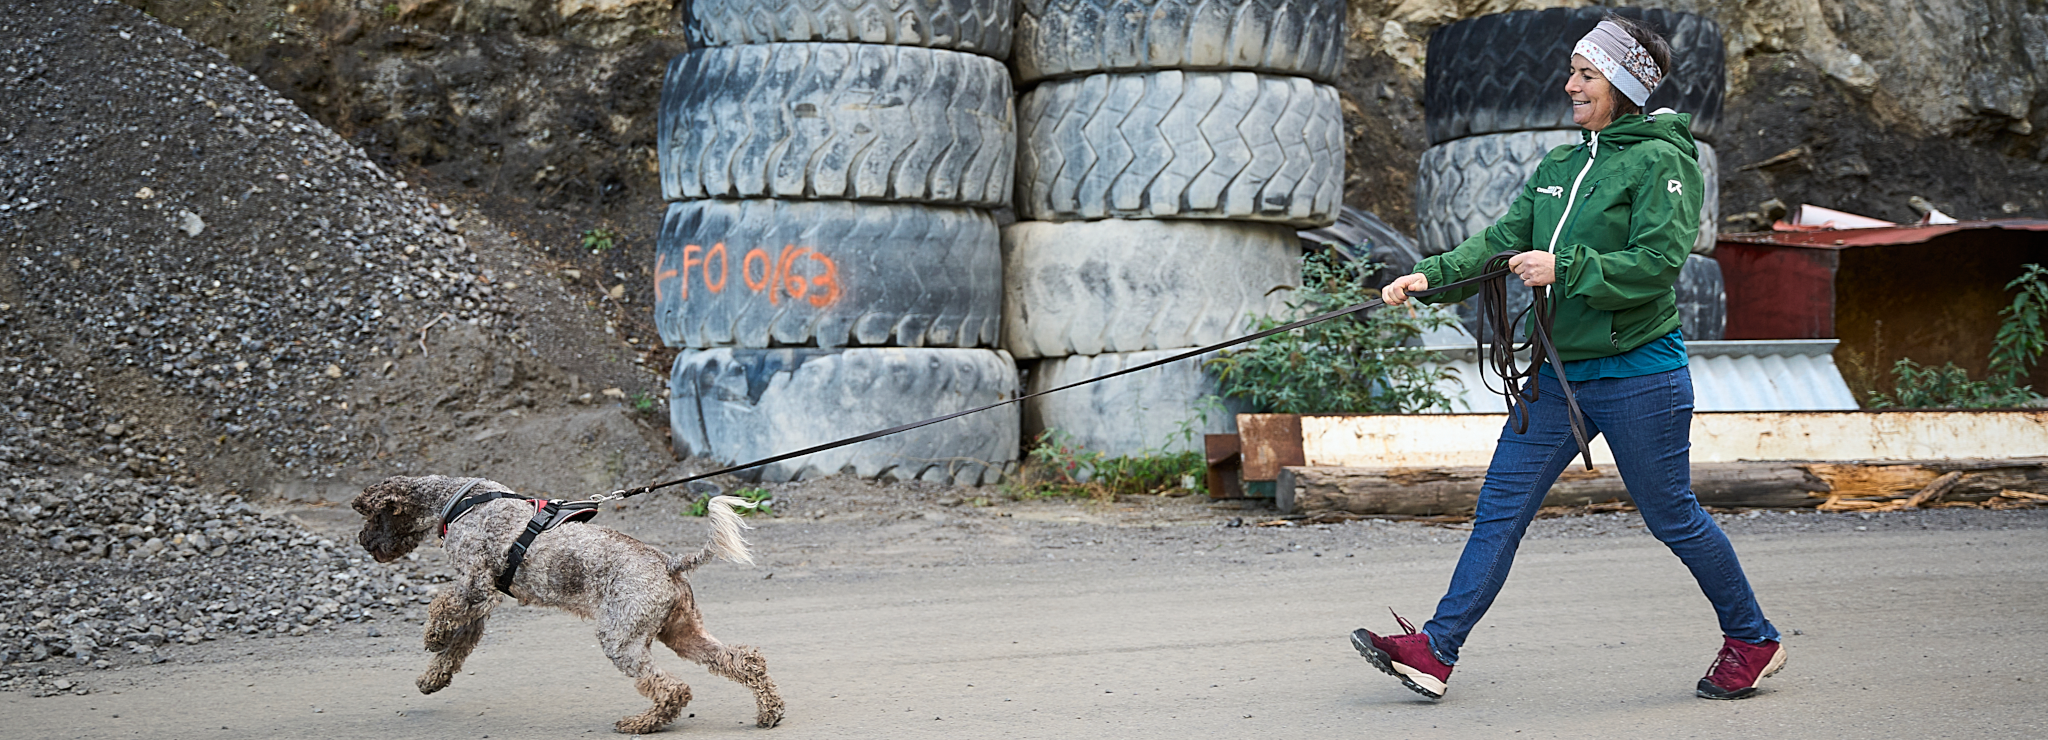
[703,495,756,566]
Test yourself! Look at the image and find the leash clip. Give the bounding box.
[587,490,627,503]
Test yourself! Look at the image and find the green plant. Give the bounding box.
[580,227,617,253]
[1989,263,2048,388]
[628,391,660,415]
[381,3,401,20]
[684,487,774,517]
[1007,429,1206,501]
[1207,250,1459,414]
[1870,263,2048,409]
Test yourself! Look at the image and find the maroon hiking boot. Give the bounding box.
[1352,610,1451,699]
[1696,636,1787,700]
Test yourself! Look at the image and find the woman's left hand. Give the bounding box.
[1507,250,1557,287]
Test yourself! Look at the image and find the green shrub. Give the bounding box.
[1206,250,1459,414]
[684,487,773,517]
[1008,429,1205,501]
[580,227,617,253]
[1870,263,2048,408]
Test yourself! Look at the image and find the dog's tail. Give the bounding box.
[670,495,757,574]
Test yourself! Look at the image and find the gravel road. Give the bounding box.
[4,504,2044,739]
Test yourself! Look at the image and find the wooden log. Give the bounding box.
[1903,471,1964,508]
[1282,462,1831,516]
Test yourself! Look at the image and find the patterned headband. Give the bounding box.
[1572,20,1663,107]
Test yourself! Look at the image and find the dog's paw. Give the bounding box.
[613,715,670,734]
[755,695,785,729]
[416,670,453,694]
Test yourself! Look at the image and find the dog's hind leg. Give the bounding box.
[601,609,692,734]
[661,611,784,729]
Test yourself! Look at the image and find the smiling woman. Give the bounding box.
[1359,14,1788,707]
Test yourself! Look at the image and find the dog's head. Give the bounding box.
[351,476,436,563]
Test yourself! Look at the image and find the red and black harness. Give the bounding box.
[438,478,601,595]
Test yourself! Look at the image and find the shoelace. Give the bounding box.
[1390,608,1421,636]
[1707,642,1747,678]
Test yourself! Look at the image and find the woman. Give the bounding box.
[1355,15,1785,702]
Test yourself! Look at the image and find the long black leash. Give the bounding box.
[594,251,1593,502]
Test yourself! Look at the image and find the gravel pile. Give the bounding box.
[1,0,526,481]
[0,1,518,694]
[0,470,445,697]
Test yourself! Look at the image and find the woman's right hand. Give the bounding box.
[1381,273,1429,305]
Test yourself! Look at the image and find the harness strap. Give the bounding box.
[440,483,524,538]
[494,498,602,596]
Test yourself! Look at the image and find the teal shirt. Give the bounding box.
[1539,330,1688,380]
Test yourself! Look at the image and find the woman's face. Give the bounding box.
[1565,54,1618,131]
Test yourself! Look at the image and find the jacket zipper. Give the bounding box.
[1544,130,1599,252]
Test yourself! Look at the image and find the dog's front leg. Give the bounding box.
[417,581,496,694]
[422,577,496,651]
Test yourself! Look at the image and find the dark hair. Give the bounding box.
[1601,14,1672,117]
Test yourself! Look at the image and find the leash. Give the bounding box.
[592,251,1593,502]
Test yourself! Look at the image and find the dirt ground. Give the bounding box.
[4,505,2046,739]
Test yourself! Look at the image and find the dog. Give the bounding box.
[350,475,784,732]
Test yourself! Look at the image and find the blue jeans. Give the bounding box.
[1421,367,1779,664]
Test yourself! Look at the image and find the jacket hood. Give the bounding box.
[1582,111,1697,160]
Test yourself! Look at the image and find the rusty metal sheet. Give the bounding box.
[1237,414,1304,481]
[1718,219,2048,249]
[1204,434,1244,500]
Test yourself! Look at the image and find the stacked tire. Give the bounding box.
[1006,0,1345,456]
[1415,8,1729,340]
[658,0,1021,484]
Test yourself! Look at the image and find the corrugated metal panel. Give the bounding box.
[1688,342,1861,411]
[1414,339,1856,413]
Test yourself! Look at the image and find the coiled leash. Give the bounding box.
[592,250,1594,503]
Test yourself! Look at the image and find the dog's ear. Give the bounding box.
[352,477,424,519]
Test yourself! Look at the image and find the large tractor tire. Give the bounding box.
[669,347,1019,484]
[1012,0,1344,83]
[654,199,1000,349]
[1022,349,1244,457]
[1423,7,1725,145]
[683,0,1016,59]
[1001,219,1299,359]
[659,43,1014,207]
[1015,70,1341,226]
[1676,253,1725,341]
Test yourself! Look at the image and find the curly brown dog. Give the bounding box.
[351,475,784,733]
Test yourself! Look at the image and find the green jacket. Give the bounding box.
[1415,112,1704,362]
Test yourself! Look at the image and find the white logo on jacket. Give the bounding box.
[1536,186,1564,198]
[1667,179,1683,194]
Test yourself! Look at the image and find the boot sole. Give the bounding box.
[1695,644,1787,700]
[1351,630,1446,700]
